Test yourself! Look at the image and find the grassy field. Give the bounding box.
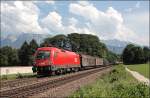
[0,73,36,80]
[126,63,149,78]
[70,65,150,98]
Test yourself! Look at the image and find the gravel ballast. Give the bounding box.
[30,67,112,98]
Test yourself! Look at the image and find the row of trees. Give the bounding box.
[122,44,150,64]
[0,39,38,66]
[0,33,119,66]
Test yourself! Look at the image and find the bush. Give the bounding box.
[1,75,8,80]
[16,73,23,79]
[70,65,150,98]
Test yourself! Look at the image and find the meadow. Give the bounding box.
[70,64,150,98]
[127,63,149,78]
[0,73,35,80]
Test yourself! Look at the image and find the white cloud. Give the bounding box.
[1,1,148,46]
[124,12,149,46]
[41,11,64,34]
[1,1,45,34]
[33,1,55,5]
[45,1,55,5]
[68,17,78,26]
[69,2,133,41]
[69,1,149,46]
[41,11,93,35]
[77,1,91,6]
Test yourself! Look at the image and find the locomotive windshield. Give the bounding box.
[36,51,50,59]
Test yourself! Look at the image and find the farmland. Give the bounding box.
[70,65,150,98]
[126,63,149,78]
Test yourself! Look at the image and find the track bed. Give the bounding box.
[0,66,112,98]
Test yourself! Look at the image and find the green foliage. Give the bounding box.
[0,46,19,66]
[106,51,119,63]
[1,75,8,80]
[143,47,150,63]
[16,73,23,79]
[122,44,148,64]
[29,39,39,65]
[0,73,35,80]
[0,39,38,66]
[18,40,38,66]
[41,34,71,50]
[18,41,30,65]
[68,33,80,52]
[29,39,38,55]
[0,54,8,66]
[70,65,150,98]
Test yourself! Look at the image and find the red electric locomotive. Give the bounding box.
[32,47,80,75]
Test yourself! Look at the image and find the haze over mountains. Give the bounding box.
[101,40,130,54]
[1,33,51,48]
[1,33,131,54]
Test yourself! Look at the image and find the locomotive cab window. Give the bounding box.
[36,51,50,59]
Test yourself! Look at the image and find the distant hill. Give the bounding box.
[102,39,131,54]
[1,33,51,48]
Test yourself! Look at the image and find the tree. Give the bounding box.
[0,53,8,66]
[68,33,108,57]
[68,33,80,52]
[122,44,135,64]
[8,49,19,65]
[28,39,39,65]
[106,51,118,63]
[41,35,72,50]
[122,44,146,64]
[29,39,38,55]
[18,41,30,66]
[143,47,150,62]
[132,46,144,64]
[0,46,19,66]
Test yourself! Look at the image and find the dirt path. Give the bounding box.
[125,67,150,86]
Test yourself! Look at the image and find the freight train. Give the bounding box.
[32,47,104,75]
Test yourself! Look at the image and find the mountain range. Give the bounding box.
[101,39,130,54]
[1,33,51,48]
[1,33,130,54]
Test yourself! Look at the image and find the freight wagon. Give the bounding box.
[32,47,104,75]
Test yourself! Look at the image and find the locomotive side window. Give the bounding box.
[36,51,50,59]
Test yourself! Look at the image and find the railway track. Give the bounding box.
[0,66,112,98]
[0,77,52,91]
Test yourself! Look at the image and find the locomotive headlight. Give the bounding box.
[40,62,45,65]
[48,61,51,65]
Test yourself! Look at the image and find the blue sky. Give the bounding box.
[1,0,149,46]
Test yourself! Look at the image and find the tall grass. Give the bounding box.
[70,65,150,98]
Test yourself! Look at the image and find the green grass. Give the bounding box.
[126,63,149,78]
[0,73,36,80]
[70,65,150,98]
